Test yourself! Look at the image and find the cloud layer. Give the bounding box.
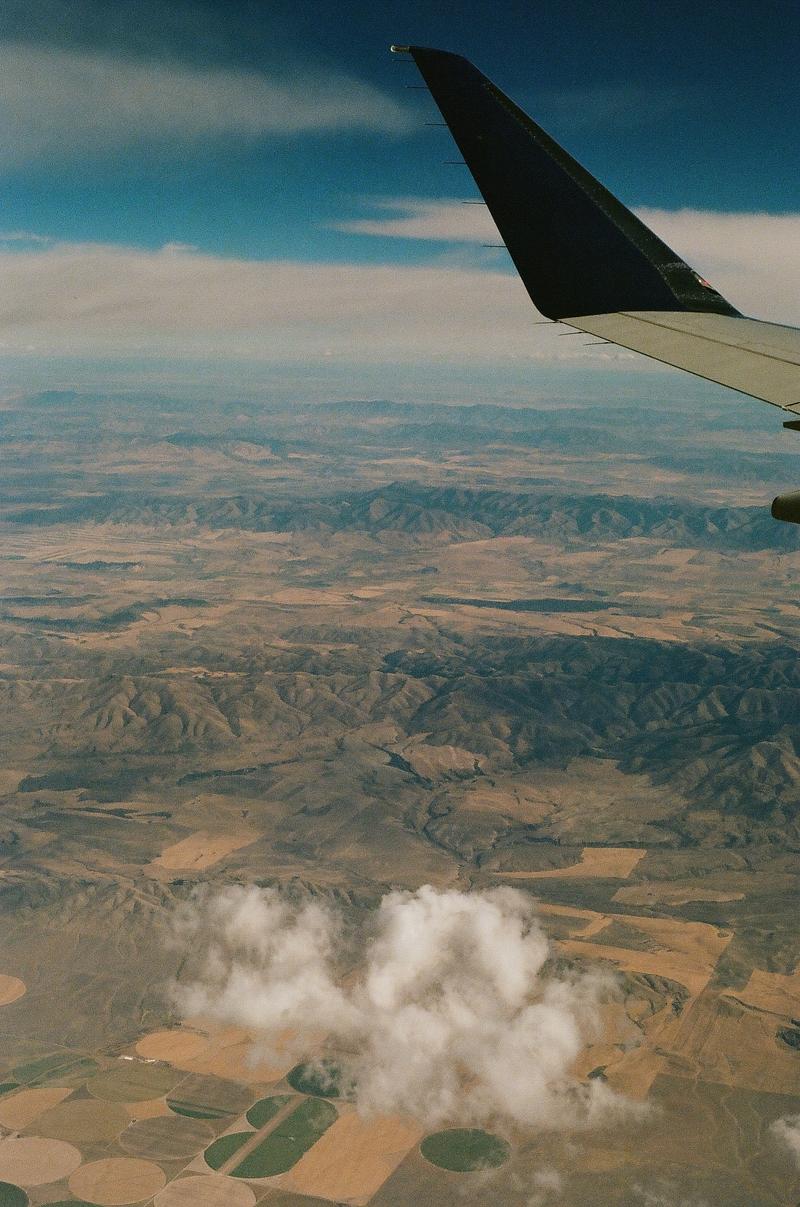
[172,884,632,1129]
[0,42,412,165]
[0,240,562,363]
[3,207,800,378]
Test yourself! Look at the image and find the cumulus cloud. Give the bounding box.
[0,42,412,165]
[771,1113,800,1167]
[171,884,636,1130]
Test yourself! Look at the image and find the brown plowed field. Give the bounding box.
[283,1108,423,1204]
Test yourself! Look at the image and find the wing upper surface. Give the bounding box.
[569,312,800,410]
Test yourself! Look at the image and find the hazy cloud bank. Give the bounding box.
[172,884,637,1130]
[5,206,797,371]
[0,241,591,365]
[0,42,412,165]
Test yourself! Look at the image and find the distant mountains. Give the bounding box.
[7,481,796,551]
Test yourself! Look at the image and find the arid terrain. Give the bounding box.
[0,387,799,1204]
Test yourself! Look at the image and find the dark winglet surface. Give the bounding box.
[407,46,739,322]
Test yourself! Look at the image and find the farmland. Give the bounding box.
[0,389,798,1203]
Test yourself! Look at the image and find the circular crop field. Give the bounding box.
[0,1138,82,1187]
[230,1098,337,1179]
[119,1115,214,1160]
[286,1060,342,1098]
[0,978,25,1008]
[203,1132,250,1172]
[245,1094,291,1128]
[203,1097,338,1179]
[12,1053,98,1088]
[0,1183,27,1207]
[69,1157,167,1205]
[0,1087,73,1132]
[154,1174,256,1207]
[125,1099,171,1120]
[420,1128,510,1172]
[87,1064,177,1103]
[136,1030,210,1064]
[167,1073,251,1120]
[37,1099,129,1144]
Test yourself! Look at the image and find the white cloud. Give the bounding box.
[334,198,499,242]
[171,884,638,1130]
[0,42,412,165]
[335,199,800,326]
[0,240,609,365]
[5,206,800,375]
[636,209,800,324]
[771,1113,800,1167]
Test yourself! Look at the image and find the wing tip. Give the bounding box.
[391,44,470,64]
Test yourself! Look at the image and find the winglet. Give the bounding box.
[406,46,739,322]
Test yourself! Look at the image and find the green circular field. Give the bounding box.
[203,1097,338,1179]
[420,1128,510,1172]
[286,1060,342,1098]
[0,1183,27,1207]
[231,1098,337,1178]
[245,1094,292,1128]
[204,1131,250,1171]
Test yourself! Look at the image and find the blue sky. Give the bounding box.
[2,0,800,400]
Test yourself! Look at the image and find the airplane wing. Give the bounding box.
[393,46,800,420]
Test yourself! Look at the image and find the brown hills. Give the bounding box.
[0,388,798,1203]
